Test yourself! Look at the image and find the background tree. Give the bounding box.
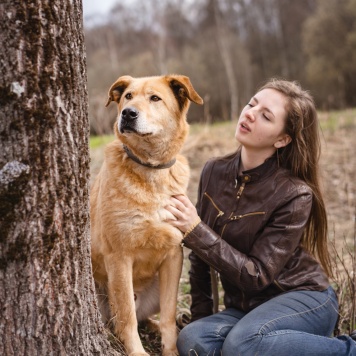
[83,0,317,131]
[83,0,356,131]
[0,0,120,354]
[303,0,356,108]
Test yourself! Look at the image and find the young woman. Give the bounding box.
[165,79,356,355]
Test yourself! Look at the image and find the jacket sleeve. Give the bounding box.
[187,161,215,320]
[183,181,313,295]
[188,251,214,321]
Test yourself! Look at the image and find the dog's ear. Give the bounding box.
[166,75,203,109]
[105,75,133,107]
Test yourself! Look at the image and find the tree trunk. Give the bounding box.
[0,1,121,355]
[213,0,239,121]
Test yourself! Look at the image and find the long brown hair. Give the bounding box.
[258,78,332,277]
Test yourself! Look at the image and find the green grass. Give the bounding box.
[319,108,356,132]
[90,134,115,149]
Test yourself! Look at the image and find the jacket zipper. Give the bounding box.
[236,181,260,311]
[230,211,266,221]
[241,290,247,311]
[204,192,224,227]
[236,182,246,199]
[202,191,225,311]
[273,279,287,292]
[204,188,262,312]
[222,217,267,312]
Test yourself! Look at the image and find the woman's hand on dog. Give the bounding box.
[165,195,200,233]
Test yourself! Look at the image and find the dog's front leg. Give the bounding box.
[159,245,183,356]
[105,253,148,356]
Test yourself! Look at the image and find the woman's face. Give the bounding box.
[235,88,291,152]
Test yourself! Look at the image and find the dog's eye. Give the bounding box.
[125,93,132,100]
[150,95,161,102]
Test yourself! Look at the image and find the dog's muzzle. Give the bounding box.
[120,107,139,133]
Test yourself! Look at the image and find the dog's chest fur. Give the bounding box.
[91,140,189,252]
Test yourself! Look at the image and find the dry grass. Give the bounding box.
[90,109,356,354]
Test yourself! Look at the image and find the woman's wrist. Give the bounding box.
[183,217,201,238]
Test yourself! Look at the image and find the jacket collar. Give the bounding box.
[234,150,278,184]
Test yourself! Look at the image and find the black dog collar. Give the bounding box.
[123,145,176,169]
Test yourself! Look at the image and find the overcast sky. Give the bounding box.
[82,0,116,18]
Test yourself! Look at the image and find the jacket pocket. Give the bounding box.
[222,211,266,252]
[229,211,266,221]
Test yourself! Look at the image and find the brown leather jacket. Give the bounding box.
[182,150,330,321]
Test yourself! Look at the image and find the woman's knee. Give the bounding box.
[177,322,202,355]
[177,317,229,356]
[222,322,260,355]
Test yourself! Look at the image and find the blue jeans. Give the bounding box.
[177,286,356,355]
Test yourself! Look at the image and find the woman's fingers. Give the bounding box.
[170,195,186,210]
[164,195,200,233]
[165,203,184,219]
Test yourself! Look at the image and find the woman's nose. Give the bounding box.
[245,110,255,122]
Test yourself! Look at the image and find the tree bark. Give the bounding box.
[0,1,121,355]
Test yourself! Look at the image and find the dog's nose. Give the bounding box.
[121,107,139,121]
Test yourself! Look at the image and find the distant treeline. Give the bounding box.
[84,0,356,134]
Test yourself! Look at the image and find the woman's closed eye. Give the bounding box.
[263,113,271,121]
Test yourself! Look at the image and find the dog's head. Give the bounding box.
[105,75,203,161]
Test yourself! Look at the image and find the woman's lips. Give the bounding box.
[240,122,251,132]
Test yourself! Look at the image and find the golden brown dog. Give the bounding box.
[90,75,203,355]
